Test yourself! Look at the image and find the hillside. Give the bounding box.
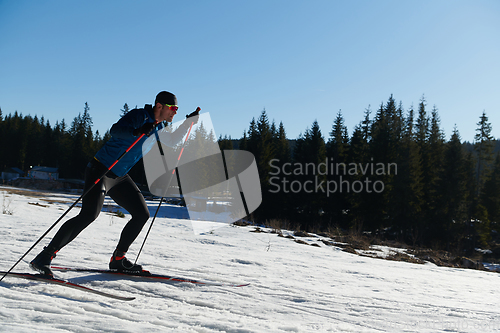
[1,186,499,332]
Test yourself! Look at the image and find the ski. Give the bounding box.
[0,271,135,301]
[51,266,250,287]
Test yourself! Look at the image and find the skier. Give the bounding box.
[30,91,197,276]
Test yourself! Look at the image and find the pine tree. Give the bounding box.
[474,111,494,198]
[42,119,54,166]
[55,119,72,177]
[274,122,290,163]
[347,123,370,231]
[384,95,403,163]
[120,103,130,117]
[347,107,373,231]
[302,120,326,164]
[325,111,350,229]
[367,96,400,231]
[255,109,274,186]
[440,127,468,249]
[377,97,403,187]
[27,115,43,167]
[361,105,371,142]
[69,103,95,178]
[391,105,424,245]
[18,114,31,171]
[268,122,291,223]
[425,106,446,244]
[239,131,248,151]
[243,110,277,221]
[292,120,327,229]
[245,118,258,153]
[415,95,429,148]
[326,110,349,161]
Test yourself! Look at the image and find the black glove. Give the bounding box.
[186,107,200,119]
[133,122,157,136]
[184,107,200,126]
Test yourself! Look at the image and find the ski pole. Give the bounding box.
[134,108,199,264]
[0,123,158,282]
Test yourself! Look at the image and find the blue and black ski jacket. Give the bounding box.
[94,104,188,177]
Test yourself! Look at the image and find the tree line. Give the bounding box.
[234,95,500,254]
[0,103,110,179]
[1,97,499,254]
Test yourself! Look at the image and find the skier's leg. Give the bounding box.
[107,175,149,271]
[47,163,107,250]
[30,162,107,275]
[107,175,150,253]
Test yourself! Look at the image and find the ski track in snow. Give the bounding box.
[1,186,500,332]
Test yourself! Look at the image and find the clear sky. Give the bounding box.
[1,0,499,143]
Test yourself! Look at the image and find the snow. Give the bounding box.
[1,186,500,332]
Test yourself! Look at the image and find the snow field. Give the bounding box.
[1,187,500,332]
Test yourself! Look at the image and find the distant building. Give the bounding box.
[28,166,59,180]
[1,167,25,181]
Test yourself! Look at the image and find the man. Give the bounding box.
[30,91,196,276]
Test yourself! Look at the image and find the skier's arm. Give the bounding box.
[158,116,198,147]
[110,109,150,139]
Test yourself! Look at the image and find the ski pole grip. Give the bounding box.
[186,107,201,119]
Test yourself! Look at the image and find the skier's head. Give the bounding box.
[154,91,178,123]
[155,91,177,106]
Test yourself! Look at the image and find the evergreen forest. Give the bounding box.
[1,96,500,255]
[234,95,500,255]
[0,103,109,180]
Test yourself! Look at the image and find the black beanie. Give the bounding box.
[155,91,177,105]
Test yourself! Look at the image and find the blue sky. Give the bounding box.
[1,0,499,143]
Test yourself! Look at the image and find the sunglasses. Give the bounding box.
[164,104,178,111]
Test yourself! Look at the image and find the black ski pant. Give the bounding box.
[47,159,150,254]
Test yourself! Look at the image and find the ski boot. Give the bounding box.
[109,249,142,272]
[30,246,58,277]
